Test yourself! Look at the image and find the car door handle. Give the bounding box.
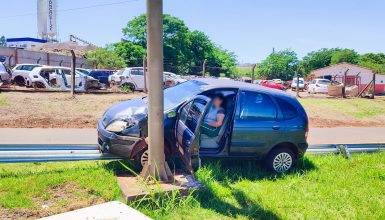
[272,125,280,130]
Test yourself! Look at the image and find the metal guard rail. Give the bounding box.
[0,143,383,163]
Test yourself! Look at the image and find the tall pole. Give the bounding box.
[70,50,76,97]
[202,59,207,78]
[251,64,256,83]
[141,0,172,181]
[143,55,148,93]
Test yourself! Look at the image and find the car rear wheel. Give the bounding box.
[264,147,295,173]
[14,76,26,86]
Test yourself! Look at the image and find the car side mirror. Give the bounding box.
[167,111,177,118]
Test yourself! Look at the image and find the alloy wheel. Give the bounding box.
[273,152,293,172]
[140,150,149,166]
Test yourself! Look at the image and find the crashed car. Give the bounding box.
[29,66,99,90]
[98,78,309,173]
[12,64,43,86]
[0,61,12,84]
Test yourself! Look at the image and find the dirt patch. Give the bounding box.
[0,182,105,219]
[0,92,144,129]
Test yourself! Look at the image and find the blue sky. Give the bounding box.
[1,0,384,63]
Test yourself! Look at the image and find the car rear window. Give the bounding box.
[276,98,298,120]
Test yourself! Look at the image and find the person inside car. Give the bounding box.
[200,94,225,148]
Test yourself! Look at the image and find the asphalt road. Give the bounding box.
[1,127,385,145]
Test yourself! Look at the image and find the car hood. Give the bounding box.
[102,97,148,127]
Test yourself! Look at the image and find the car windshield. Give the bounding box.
[145,80,206,111]
[318,80,330,85]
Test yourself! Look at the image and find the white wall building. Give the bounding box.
[6,37,48,49]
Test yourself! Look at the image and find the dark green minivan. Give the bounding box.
[98,78,309,173]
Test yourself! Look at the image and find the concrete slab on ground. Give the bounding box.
[40,201,151,220]
[117,173,193,202]
[1,127,385,145]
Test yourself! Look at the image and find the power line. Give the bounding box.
[0,0,141,19]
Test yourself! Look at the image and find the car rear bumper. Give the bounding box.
[297,142,309,157]
[97,121,143,158]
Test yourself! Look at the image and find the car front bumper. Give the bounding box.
[97,121,143,158]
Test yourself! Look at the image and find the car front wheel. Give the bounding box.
[264,147,295,173]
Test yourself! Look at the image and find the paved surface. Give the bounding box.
[40,201,151,220]
[1,127,385,145]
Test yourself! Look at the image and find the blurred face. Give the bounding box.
[213,97,223,108]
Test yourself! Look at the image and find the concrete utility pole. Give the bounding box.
[251,64,256,83]
[371,72,376,99]
[143,55,148,93]
[70,50,76,97]
[202,59,207,77]
[141,0,172,181]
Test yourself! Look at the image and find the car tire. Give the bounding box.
[14,76,26,86]
[133,143,172,170]
[264,147,295,173]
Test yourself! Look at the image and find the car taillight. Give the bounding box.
[316,84,320,87]
[119,76,124,80]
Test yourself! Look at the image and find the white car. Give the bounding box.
[0,62,12,84]
[307,79,330,94]
[291,77,305,91]
[29,66,89,90]
[119,67,147,91]
[108,69,125,84]
[164,72,187,84]
[12,64,43,86]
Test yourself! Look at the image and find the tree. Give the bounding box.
[330,49,360,65]
[113,42,146,67]
[257,49,299,80]
[85,48,126,69]
[358,53,385,73]
[120,14,237,76]
[301,48,340,75]
[0,36,6,47]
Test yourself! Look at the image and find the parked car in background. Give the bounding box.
[29,66,89,90]
[261,80,286,90]
[108,69,125,84]
[119,67,146,91]
[0,61,12,84]
[98,78,309,173]
[164,72,187,84]
[291,78,305,91]
[307,79,330,94]
[12,64,43,86]
[253,79,263,85]
[273,79,283,84]
[88,70,114,85]
[76,68,91,76]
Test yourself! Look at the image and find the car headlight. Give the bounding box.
[105,120,135,133]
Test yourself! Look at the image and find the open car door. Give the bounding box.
[175,95,211,174]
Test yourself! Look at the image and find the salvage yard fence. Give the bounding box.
[0,47,92,69]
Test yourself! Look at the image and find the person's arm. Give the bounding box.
[208,113,225,127]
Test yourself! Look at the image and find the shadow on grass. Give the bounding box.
[193,157,317,219]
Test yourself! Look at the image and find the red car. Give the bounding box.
[260,80,286,90]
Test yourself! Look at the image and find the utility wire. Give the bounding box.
[0,0,141,19]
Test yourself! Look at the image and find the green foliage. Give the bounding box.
[113,41,146,67]
[121,14,237,76]
[301,48,341,75]
[0,36,6,47]
[358,53,385,73]
[257,49,299,80]
[85,48,126,69]
[330,49,360,65]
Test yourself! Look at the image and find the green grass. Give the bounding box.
[0,94,9,106]
[0,161,121,211]
[135,153,385,219]
[0,153,384,219]
[299,98,385,119]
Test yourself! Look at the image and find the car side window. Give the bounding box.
[179,99,207,132]
[179,101,192,124]
[131,69,142,75]
[236,91,277,121]
[312,80,316,84]
[276,98,298,120]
